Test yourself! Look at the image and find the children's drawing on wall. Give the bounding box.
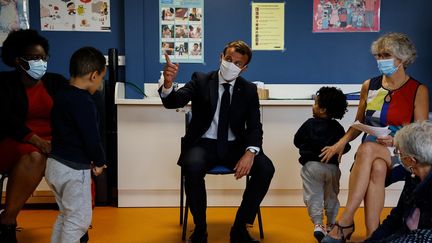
[159,0,204,63]
[40,0,111,32]
[313,0,380,33]
[0,0,29,46]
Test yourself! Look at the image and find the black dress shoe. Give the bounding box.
[187,229,208,243]
[0,223,17,243]
[230,226,260,243]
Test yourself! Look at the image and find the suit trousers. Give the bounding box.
[182,138,274,230]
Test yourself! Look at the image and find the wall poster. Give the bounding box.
[40,0,110,32]
[252,2,285,51]
[313,0,380,33]
[159,0,204,63]
[0,0,29,46]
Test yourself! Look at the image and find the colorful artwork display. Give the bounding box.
[313,0,380,33]
[160,0,204,63]
[0,0,29,46]
[40,0,110,32]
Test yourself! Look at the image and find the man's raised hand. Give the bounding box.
[163,53,179,89]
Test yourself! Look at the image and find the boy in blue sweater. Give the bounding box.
[46,46,107,243]
[294,86,351,242]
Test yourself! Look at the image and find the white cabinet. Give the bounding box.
[116,83,403,207]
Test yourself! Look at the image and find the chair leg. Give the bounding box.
[180,174,184,225]
[257,207,264,239]
[182,200,189,240]
[247,175,264,239]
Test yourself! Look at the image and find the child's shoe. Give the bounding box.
[313,224,326,242]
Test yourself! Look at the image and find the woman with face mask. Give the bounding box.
[0,29,67,242]
[364,121,432,243]
[321,33,429,243]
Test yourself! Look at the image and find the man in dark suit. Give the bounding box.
[160,40,274,243]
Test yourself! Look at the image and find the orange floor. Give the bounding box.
[16,207,391,243]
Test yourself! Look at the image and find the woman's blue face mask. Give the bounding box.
[377,58,401,77]
[20,58,48,80]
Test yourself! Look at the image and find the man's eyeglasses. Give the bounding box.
[21,55,49,62]
[373,52,393,59]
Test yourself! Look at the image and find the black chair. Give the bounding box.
[179,112,264,240]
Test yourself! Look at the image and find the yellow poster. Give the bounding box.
[252,2,285,51]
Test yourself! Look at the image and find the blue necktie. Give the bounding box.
[217,83,230,157]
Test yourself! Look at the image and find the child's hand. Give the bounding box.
[92,164,107,176]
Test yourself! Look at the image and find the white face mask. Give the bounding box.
[219,59,242,81]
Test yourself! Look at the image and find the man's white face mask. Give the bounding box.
[219,59,242,81]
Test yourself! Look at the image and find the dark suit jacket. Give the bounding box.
[159,71,263,165]
[0,71,68,142]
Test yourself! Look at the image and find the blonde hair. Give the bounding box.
[371,32,416,68]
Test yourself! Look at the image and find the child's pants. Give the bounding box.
[300,161,341,225]
[45,157,92,243]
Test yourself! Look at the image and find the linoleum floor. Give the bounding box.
[16,207,391,243]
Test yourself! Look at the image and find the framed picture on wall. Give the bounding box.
[40,0,111,32]
[312,0,380,33]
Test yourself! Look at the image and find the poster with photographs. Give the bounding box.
[313,0,380,33]
[40,0,110,32]
[160,0,203,63]
[0,0,29,46]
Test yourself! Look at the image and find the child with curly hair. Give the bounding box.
[294,86,351,242]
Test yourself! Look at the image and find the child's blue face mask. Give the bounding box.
[377,58,401,77]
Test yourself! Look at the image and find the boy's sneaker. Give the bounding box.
[313,224,326,242]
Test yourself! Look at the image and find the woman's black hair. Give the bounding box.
[1,29,49,67]
[316,86,348,120]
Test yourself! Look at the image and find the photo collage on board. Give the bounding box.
[160,5,203,63]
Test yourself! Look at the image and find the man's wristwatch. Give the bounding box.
[247,148,258,155]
